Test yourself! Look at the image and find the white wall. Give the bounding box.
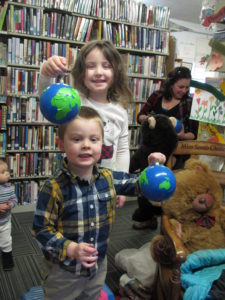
[171,31,219,83]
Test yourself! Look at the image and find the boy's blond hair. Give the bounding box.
[58,106,104,140]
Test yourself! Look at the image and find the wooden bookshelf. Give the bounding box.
[0,0,170,204]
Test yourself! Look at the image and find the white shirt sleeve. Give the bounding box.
[38,74,54,96]
[115,110,130,172]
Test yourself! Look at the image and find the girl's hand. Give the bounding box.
[66,242,98,268]
[148,152,166,165]
[40,56,67,77]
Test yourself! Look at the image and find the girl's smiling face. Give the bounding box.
[84,47,114,102]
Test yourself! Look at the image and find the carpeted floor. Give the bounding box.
[0,201,160,300]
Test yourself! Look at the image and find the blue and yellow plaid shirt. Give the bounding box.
[32,158,139,277]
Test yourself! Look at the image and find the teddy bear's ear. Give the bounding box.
[184,158,211,173]
[169,117,177,129]
[148,116,156,128]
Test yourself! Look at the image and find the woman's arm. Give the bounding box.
[180,96,199,140]
[137,91,161,124]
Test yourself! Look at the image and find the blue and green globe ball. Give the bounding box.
[40,83,81,124]
[139,164,176,202]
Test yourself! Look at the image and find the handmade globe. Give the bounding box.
[139,164,176,202]
[40,83,81,124]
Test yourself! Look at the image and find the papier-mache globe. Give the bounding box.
[40,83,81,124]
[139,164,176,202]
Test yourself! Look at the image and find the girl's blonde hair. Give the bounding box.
[58,106,104,140]
[71,39,133,109]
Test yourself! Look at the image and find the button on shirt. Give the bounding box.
[32,158,139,277]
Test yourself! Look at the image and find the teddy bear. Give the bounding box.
[129,114,178,230]
[151,158,225,259]
[116,158,225,300]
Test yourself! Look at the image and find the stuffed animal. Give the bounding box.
[129,114,178,229]
[151,158,225,259]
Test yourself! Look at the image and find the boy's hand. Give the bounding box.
[40,56,67,77]
[116,195,126,208]
[66,242,98,268]
[148,152,166,165]
[0,203,11,212]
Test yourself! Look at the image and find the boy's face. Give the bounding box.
[0,164,10,183]
[58,117,103,176]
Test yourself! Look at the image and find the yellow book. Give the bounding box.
[98,20,102,39]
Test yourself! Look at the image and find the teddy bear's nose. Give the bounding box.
[199,198,206,204]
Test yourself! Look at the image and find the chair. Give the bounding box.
[150,140,225,300]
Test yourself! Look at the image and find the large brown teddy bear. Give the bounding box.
[151,158,225,257]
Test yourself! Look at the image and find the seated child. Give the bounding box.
[0,160,17,271]
[32,106,166,300]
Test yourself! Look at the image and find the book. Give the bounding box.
[80,18,90,42]
[69,15,77,40]
[0,3,8,30]
[1,105,7,129]
[73,16,82,40]
[0,133,3,155]
[76,17,87,41]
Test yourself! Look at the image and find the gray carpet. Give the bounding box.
[0,201,160,300]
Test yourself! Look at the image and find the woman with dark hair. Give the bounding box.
[131,67,199,230]
[137,66,198,140]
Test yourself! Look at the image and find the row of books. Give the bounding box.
[7,97,47,123]
[0,104,7,129]
[14,180,39,205]
[7,152,63,178]
[0,132,6,156]
[7,36,166,76]
[7,5,42,35]
[7,6,94,43]
[122,53,166,77]
[96,1,170,28]
[102,21,169,53]
[7,67,40,94]
[9,0,170,29]
[128,78,161,102]
[6,4,169,53]
[8,38,67,66]
[7,125,59,151]
[129,126,141,148]
[42,13,94,42]
[6,37,79,70]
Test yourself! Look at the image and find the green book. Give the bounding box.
[0,3,8,31]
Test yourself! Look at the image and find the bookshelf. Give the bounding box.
[0,0,170,204]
